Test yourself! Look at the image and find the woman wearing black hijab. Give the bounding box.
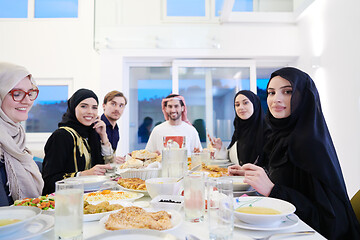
[210,90,269,169]
[240,67,360,239]
[42,89,113,194]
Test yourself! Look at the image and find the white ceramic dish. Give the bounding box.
[0,206,42,236]
[117,184,149,197]
[234,213,299,231]
[208,159,230,164]
[1,213,55,239]
[84,191,144,205]
[99,209,183,232]
[233,196,296,226]
[83,201,133,222]
[150,195,184,211]
[67,175,110,191]
[86,229,178,240]
[145,178,183,199]
[222,176,251,191]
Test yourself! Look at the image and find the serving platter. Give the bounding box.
[83,201,133,222]
[99,209,183,232]
[117,184,149,197]
[84,190,144,205]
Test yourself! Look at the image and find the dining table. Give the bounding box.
[38,195,326,240]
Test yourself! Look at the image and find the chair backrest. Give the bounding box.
[351,189,360,224]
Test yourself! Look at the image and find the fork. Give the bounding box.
[252,231,315,240]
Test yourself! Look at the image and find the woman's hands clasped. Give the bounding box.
[228,163,275,197]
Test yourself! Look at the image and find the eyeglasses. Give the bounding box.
[9,89,39,102]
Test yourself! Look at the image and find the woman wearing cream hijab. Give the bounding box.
[0,62,44,206]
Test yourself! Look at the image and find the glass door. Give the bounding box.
[172,60,256,148]
[127,60,256,152]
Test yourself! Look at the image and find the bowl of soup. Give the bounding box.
[233,196,296,225]
[0,206,41,236]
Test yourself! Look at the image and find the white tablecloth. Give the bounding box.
[40,196,326,240]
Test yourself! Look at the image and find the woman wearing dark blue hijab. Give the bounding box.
[240,67,360,239]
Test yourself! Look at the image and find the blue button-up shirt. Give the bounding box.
[101,114,120,151]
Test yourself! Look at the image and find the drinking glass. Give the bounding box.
[161,148,187,178]
[55,180,84,240]
[184,172,205,222]
[191,152,210,169]
[207,178,234,240]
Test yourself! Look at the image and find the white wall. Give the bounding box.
[296,0,360,197]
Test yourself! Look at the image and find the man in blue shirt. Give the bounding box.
[101,90,127,163]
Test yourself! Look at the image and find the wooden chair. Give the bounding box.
[351,189,360,224]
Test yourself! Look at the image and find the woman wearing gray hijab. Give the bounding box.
[0,62,44,206]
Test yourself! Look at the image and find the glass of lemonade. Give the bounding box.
[184,172,205,222]
[55,180,84,240]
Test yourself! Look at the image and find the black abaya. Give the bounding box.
[42,89,104,194]
[264,67,360,239]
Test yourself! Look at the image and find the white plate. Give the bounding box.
[67,175,110,191]
[0,206,42,236]
[84,191,144,205]
[233,188,258,197]
[0,213,54,239]
[99,209,183,232]
[117,185,149,197]
[221,176,251,191]
[234,214,299,231]
[208,159,230,164]
[86,229,178,240]
[83,201,133,222]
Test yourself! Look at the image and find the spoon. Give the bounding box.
[177,164,202,182]
[252,231,315,240]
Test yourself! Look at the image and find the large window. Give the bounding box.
[27,85,69,133]
[129,66,172,151]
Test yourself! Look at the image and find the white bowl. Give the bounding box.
[0,206,42,236]
[145,178,183,199]
[234,196,296,226]
[67,175,110,191]
[222,176,251,191]
[150,195,184,211]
